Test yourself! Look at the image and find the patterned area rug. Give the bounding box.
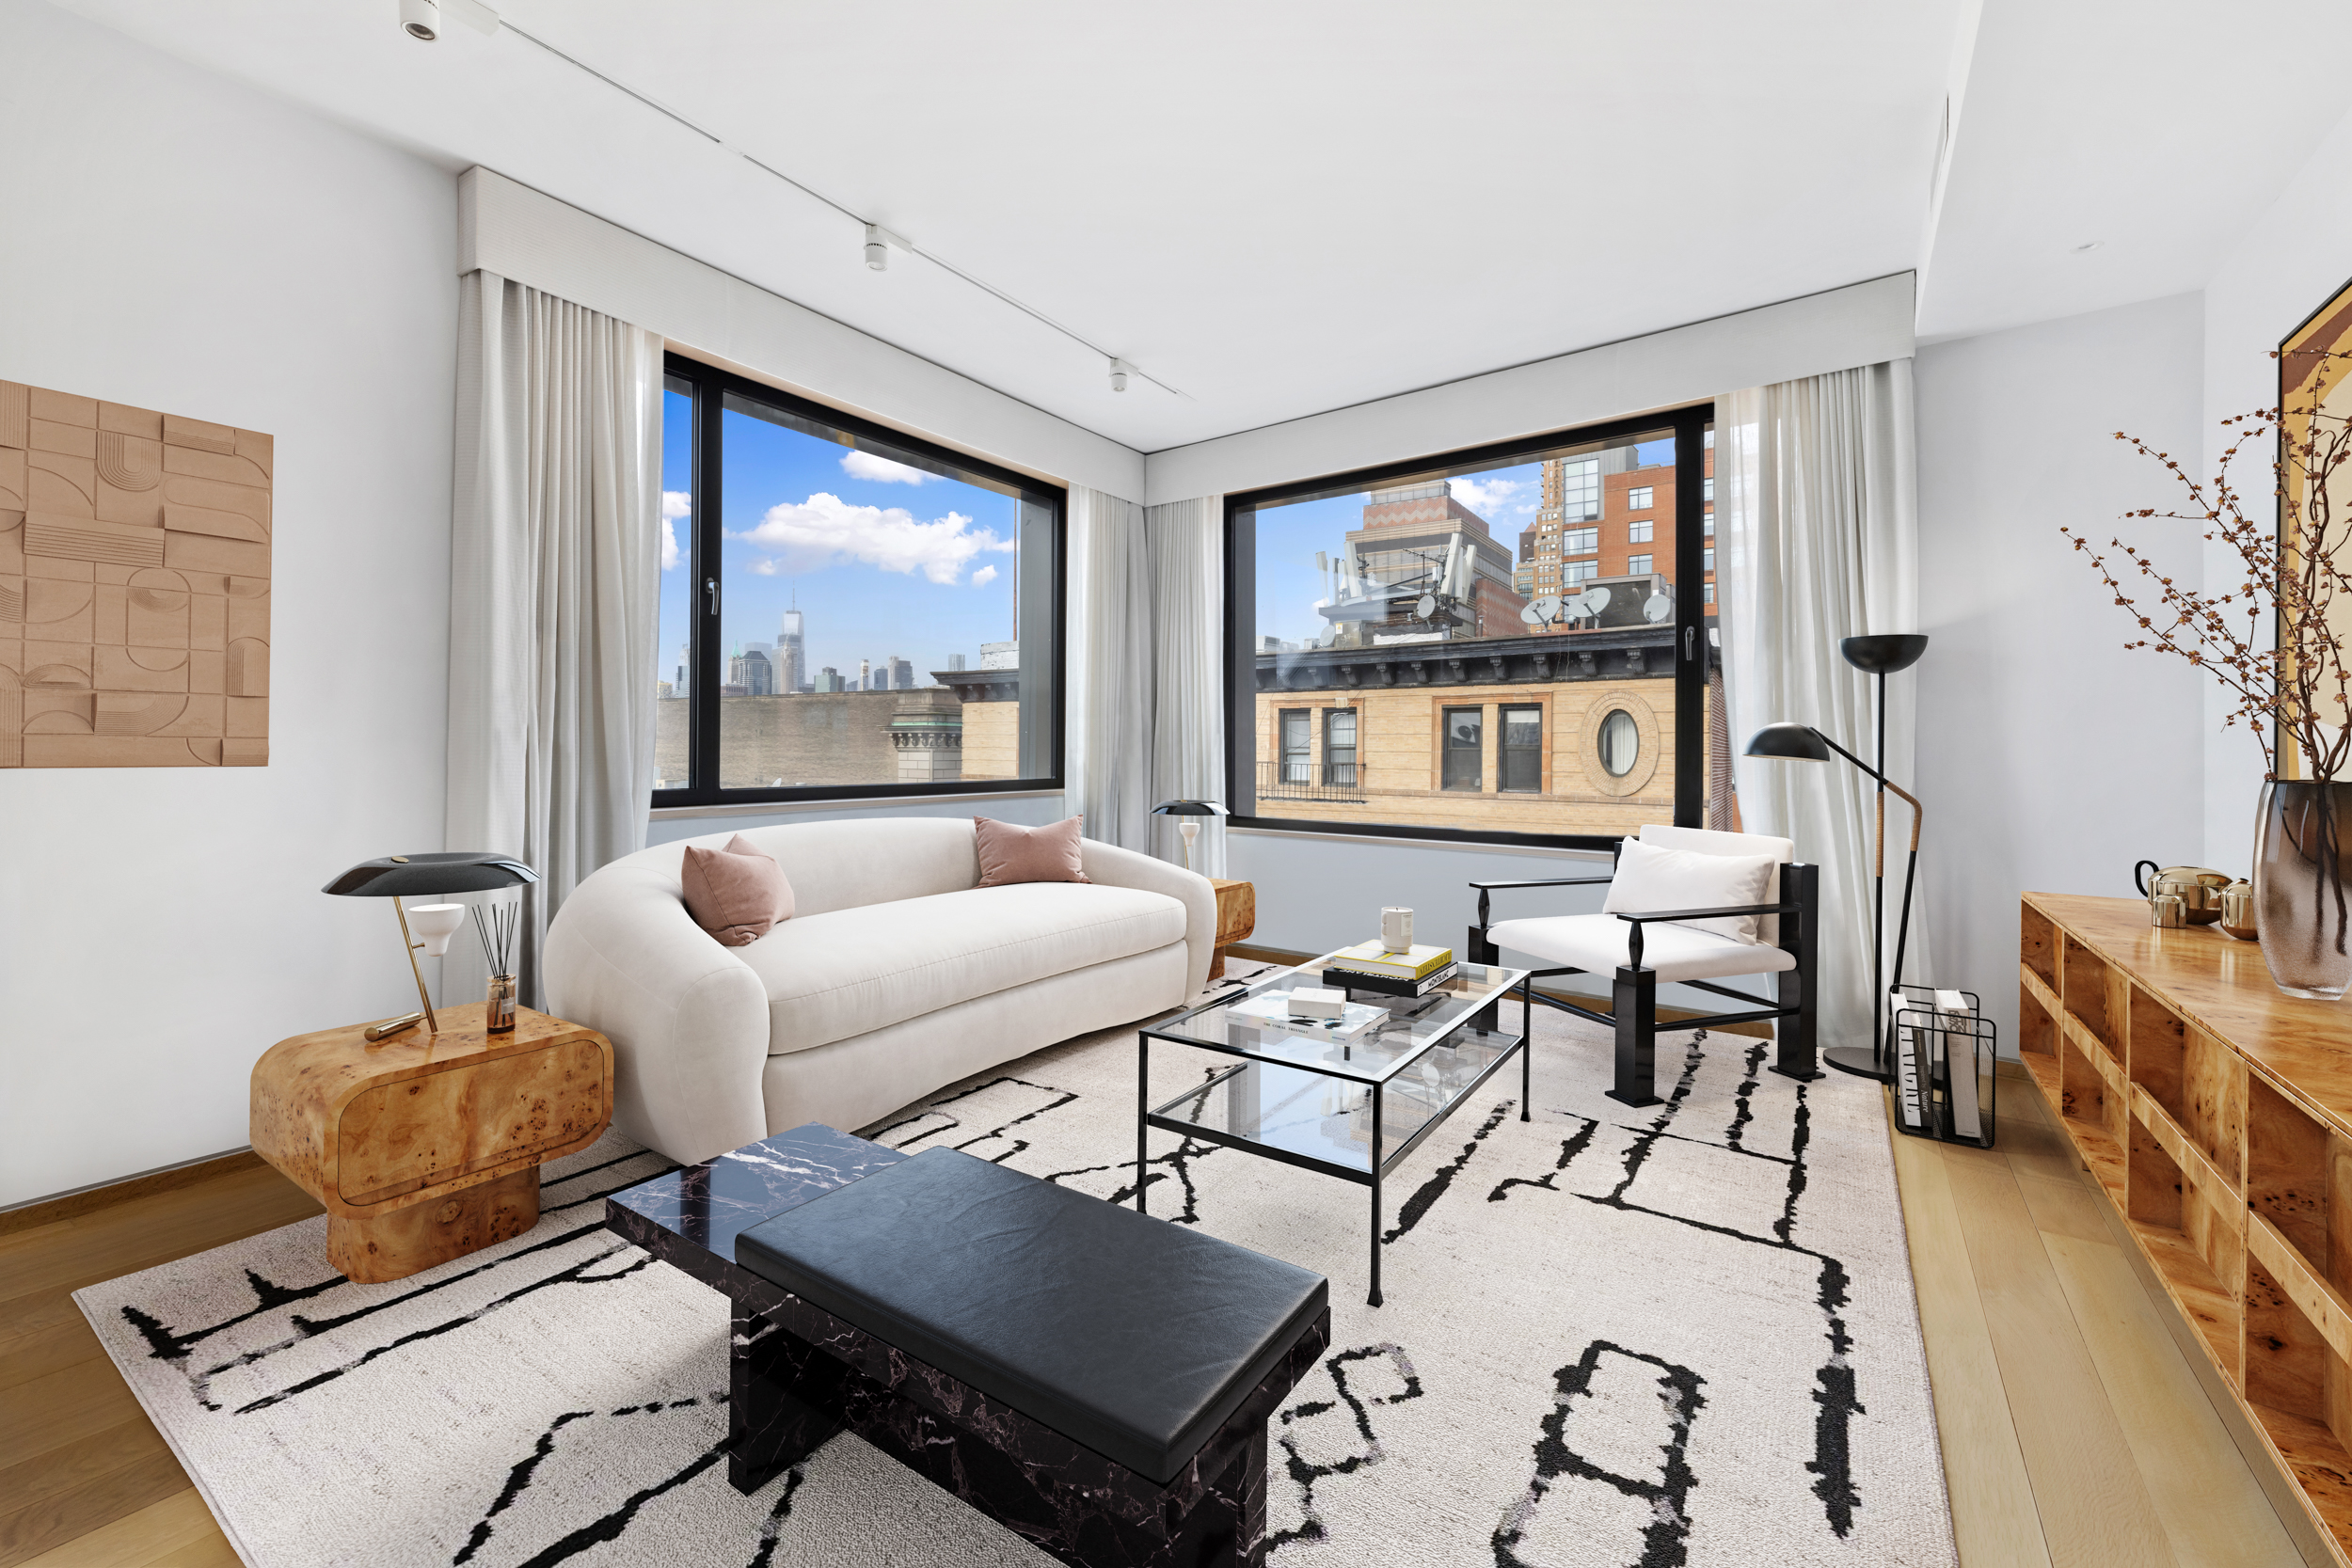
[77,987,1957,1568]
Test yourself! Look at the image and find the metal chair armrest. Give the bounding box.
[1613,901,1801,925]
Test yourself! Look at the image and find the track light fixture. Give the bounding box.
[864,223,912,273]
[1109,358,1132,393]
[399,0,499,41]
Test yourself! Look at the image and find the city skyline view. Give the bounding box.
[657,387,1025,694]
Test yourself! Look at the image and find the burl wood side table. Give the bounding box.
[250,1004,612,1283]
[1209,878,1256,982]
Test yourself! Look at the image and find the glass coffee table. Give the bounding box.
[1137,956,1530,1306]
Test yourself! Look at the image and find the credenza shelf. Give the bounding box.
[2019,893,2352,1566]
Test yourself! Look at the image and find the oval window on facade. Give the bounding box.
[1597,708,1640,778]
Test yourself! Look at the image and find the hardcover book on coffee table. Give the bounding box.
[1326,941,1454,981]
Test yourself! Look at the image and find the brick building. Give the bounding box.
[1514,438,1715,622]
[1325,480,1527,644]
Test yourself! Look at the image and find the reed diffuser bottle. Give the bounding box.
[476,896,520,1035]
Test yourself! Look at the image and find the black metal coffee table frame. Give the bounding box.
[1137,958,1531,1307]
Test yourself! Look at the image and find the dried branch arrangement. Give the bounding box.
[2061,347,2352,784]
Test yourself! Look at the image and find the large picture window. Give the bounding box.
[656,355,1063,806]
[1224,404,1714,848]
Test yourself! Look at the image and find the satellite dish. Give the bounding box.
[1415,594,1438,620]
[1519,602,1543,626]
[1318,624,1339,647]
[1580,587,1613,617]
[1534,595,1565,623]
[1642,592,1674,624]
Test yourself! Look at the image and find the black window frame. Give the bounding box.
[1278,706,1312,784]
[1222,402,1710,851]
[1499,704,1542,794]
[1323,707,1358,786]
[656,351,1066,810]
[1440,705,1484,792]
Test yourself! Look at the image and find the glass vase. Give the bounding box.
[2254,781,2352,1000]
[485,973,517,1035]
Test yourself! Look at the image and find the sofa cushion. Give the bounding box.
[735,881,1188,1054]
[974,815,1090,887]
[679,834,795,946]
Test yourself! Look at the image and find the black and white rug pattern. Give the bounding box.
[77,991,1957,1567]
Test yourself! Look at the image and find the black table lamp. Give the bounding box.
[325,851,540,1040]
[1151,800,1225,874]
[1745,715,1925,1082]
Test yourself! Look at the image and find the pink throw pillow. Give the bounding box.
[679,833,795,946]
[974,816,1090,888]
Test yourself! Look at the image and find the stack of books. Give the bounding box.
[1323,941,1457,998]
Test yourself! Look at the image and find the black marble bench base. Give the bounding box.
[609,1125,1327,1568]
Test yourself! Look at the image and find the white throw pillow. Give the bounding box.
[1601,836,1781,944]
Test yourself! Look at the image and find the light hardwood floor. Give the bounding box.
[0,1068,2325,1566]
[1895,1063,2318,1568]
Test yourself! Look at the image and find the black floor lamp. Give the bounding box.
[1744,630,1928,1081]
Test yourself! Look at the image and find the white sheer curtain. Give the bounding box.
[1064,486,1154,851]
[445,271,662,1006]
[1716,360,1925,1053]
[1146,496,1227,877]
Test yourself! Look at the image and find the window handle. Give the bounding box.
[705,577,719,614]
[1684,626,1696,662]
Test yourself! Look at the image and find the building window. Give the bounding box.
[1597,708,1641,777]
[1703,477,1714,502]
[1703,582,1716,605]
[657,354,1063,806]
[1325,708,1358,785]
[1279,708,1312,784]
[1627,485,1654,511]
[1442,706,1483,791]
[1629,519,1653,543]
[1501,705,1541,792]
[1227,405,1711,850]
[1703,511,1714,538]
[1703,547,1715,572]
[1559,456,1601,522]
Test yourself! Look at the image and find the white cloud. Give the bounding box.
[841,451,938,485]
[1449,476,1522,516]
[734,492,1015,585]
[660,491,690,571]
[972,564,998,588]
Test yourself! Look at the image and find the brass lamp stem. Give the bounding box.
[392,895,440,1035]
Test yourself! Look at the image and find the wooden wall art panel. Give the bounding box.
[0,378,270,768]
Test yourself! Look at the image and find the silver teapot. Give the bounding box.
[2134,861,2231,927]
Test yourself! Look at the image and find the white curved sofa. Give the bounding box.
[544,817,1216,1164]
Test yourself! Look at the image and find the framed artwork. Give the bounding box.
[0,380,270,767]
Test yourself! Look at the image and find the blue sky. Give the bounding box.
[658,390,1023,688]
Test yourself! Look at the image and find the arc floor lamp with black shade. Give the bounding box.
[324,851,540,1040]
[1744,632,1929,1082]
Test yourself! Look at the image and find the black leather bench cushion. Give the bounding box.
[735,1147,1327,1485]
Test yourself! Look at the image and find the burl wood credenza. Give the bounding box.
[2021,892,2352,1563]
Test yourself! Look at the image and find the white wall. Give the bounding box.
[2200,103,2352,873]
[1913,292,2206,1053]
[1141,274,1917,505]
[0,0,460,1208]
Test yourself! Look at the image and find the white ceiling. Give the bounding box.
[41,0,2352,451]
[1918,0,2352,342]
